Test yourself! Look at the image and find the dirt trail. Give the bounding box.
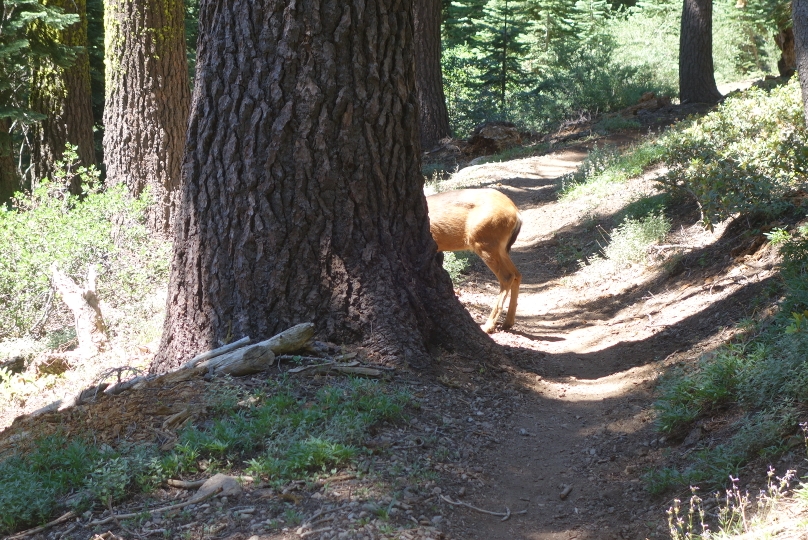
[433,139,778,540]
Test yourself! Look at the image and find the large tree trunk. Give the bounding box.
[0,118,18,205]
[414,0,451,151]
[29,0,95,193]
[679,0,722,104]
[103,0,190,234]
[151,0,500,374]
[794,0,808,124]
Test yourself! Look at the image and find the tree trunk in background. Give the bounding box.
[679,0,722,104]
[151,0,500,374]
[103,0,190,234]
[29,0,95,193]
[793,0,808,124]
[0,118,18,205]
[775,26,796,78]
[415,0,451,150]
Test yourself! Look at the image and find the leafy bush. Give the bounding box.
[600,212,671,266]
[442,251,474,285]
[0,149,171,339]
[657,79,808,229]
[559,141,666,200]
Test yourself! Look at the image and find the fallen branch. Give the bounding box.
[287,361,383,378]
[5,511,76,539]
[166,478,206,489]
[182,337,251,369]
[89,486,222,526]
[439,495,526,521]
[300,527,333,538]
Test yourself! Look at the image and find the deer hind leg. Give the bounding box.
[477,248,517,334]
[502,254,521,329]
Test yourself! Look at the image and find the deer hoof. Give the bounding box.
[482,322,497,334]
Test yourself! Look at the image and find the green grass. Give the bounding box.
[172,377,409,484]
[559,141,666,200]
[0,435,158,534]
[600,212,671,266]
[0,377,410,535]
[649,226,808,493]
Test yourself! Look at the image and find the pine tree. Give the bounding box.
[476,0,531,113]
[0,0,78,203]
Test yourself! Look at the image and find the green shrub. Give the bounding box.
[442,251,474,285]
[658,79,808,229]
[559,141,666,200]
[599,212,671,267]
[651,226,808,491]
[0,149,171,339]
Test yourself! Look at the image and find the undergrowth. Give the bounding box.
[558,141,666,200]
[649,223,808,494]
[658,78,808,230]
[0,377,409,534]
[0,146,171,342]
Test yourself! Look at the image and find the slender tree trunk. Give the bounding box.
[103,0,190,234]
[414,0,450,150]
[152,0,500,374]
[29,0,95,193]
[0,118,18,205]
[679,0,722,104]
[794,0,808,124]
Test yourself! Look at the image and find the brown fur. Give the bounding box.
[427,188,522,333]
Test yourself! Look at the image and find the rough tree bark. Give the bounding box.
[151,0,500,374]
[29,0,95,193]
[793,0,808,124]
[679,0,722,104]
[0,118,17,204]
[414,0,451,151]
[775,26,796,77]
[103,0,190,234]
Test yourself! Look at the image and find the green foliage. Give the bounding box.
[0,435,158,534]
[0,147,170,338]
[442,251,474,285]
[559,141,666,199]
[0,0,79,124]
[172,378,409,483]
[0,378,409,534]
[599,212,671,266]
[779,235,808,314]
[656,348,753,435]
[652,226,808,491]
[657,79,808,229]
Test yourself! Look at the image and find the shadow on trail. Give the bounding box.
[510,274,775,381]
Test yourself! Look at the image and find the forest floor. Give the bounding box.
[0,119,801,540]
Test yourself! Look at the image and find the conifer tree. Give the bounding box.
[0,0,78,203]
[29,0,95,193]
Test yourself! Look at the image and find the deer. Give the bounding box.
[427,188,522,334]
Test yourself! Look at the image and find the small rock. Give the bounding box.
[432,515,444,524]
